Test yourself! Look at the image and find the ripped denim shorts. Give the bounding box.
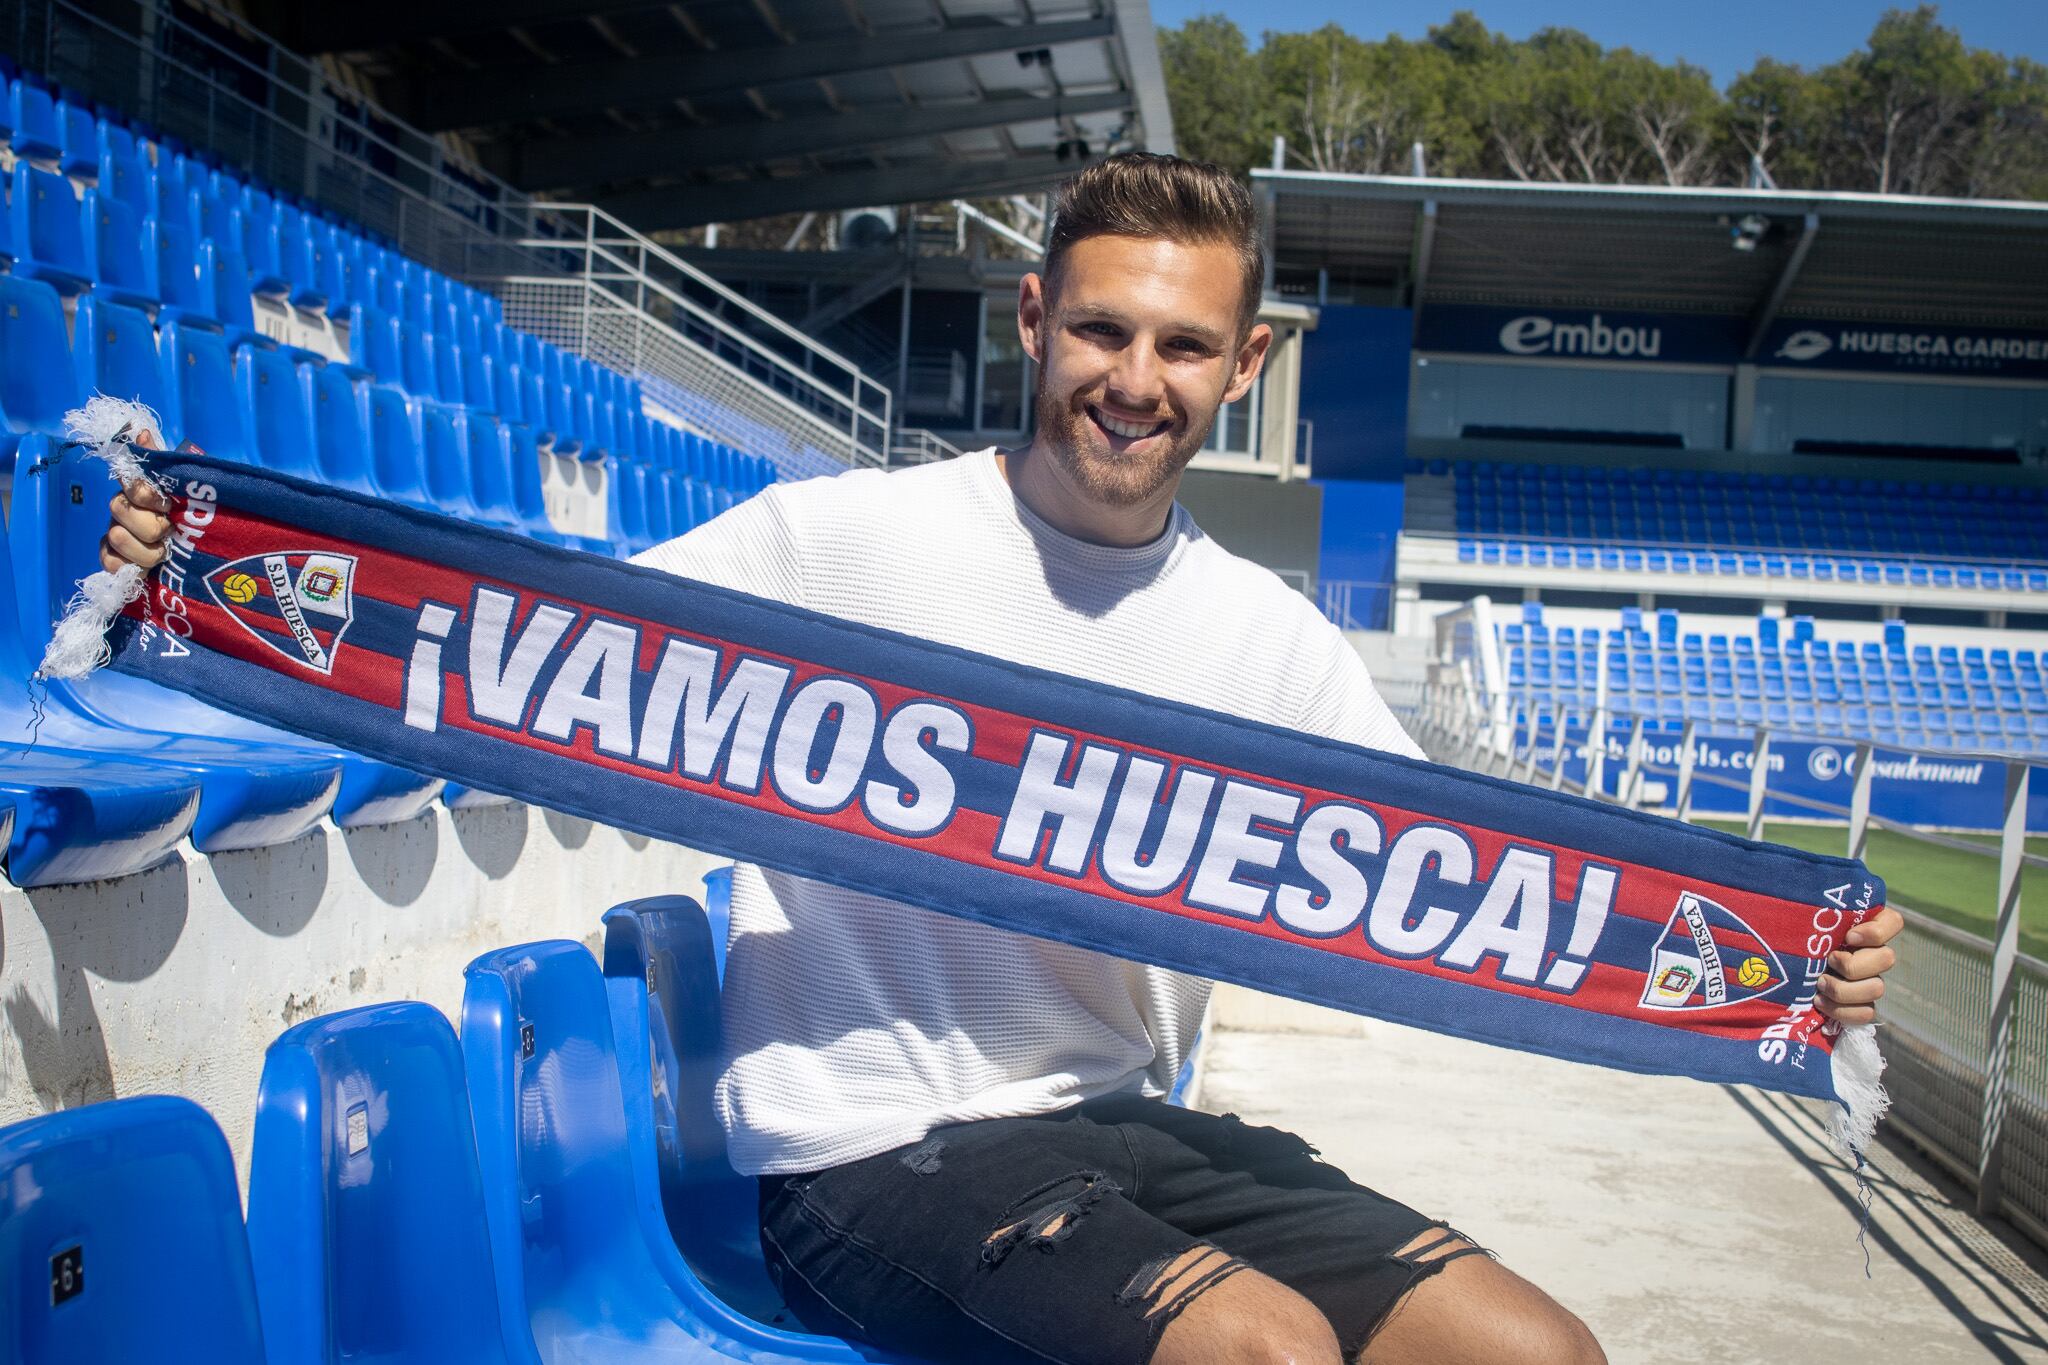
[757,1093,1485,1363]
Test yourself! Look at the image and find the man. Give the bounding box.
[104,153,1900,1365]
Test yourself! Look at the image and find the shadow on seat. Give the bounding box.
[461,938,902,1362]
[0,1096,267,1362]
[247,1001,540,1364]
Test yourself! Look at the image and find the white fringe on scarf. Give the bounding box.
[1826,1023,1890,1162]
[38,397,163,681]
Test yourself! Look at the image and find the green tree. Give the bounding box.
[1158,15,1273,174]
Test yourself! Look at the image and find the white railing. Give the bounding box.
[890,429,969,465]
[1419,598,2048,1246]
[497,204,892,474]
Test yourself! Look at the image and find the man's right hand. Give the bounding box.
[98,429,174,574]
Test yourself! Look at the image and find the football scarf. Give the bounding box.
[48,431,1889,1156]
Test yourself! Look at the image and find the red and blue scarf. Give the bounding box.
[77,448,1889,1153]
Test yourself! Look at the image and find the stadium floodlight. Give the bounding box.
[1730,213,1768,252]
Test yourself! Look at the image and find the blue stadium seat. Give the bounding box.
[461,939,888,1363]
[159,318,258,462]
[419,402,490,523]
[367,384,431,508]
[247,1002,541,1364]
[54,97,99,179]
[611,461,653,556]
[237,342,322,480]
[9,161,91,294]
[0,1096,267,1361]
[82,186,157,307]
[0,274,81,440]
[8,77,62,160]
[347,303,405,386]
[71,292,166,423]
[205,241,272,353]
[305,361,380,496]
[149,211,218,325]
[236,186,292,298]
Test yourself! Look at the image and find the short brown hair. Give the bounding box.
[1043,152,1265,335]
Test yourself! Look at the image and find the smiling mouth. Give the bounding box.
[1088,405,1171,442]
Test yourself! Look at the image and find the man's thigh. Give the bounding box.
[759,1112,1230,1365]
[1087,1096,1475,1358]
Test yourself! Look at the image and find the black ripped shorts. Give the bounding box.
[757,1093,1479,1364]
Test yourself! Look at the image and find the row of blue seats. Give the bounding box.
[1456,539,2048,589]
[1513,648,2047,692]
[1514,698,2048,755]
[1415,455,2047,505]
[0,65,782,495]
[1507,669,2041,713]
[0,884,1209,1361]
[0,887,909,1363]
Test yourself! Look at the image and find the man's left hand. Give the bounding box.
[1816,906,1904,1026]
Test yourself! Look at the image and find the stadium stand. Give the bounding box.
[1414,456,2048,593]
[1492,602,2048,754]
[0,64,790,891]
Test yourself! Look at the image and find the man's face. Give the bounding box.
[1020,234,1270,508]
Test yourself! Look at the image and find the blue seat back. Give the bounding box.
[367,384,430,506]
[237,343,322,480]
[11,159,91,288]
[160,319,255,461]
[98,149,151,218]
[419,402,481,517]
[149,210,216,320]
[306,363,378,495]
[247,1002,537,1365]
[467,415,517,525]
[0,1096,267,1362]
[348,302,404,385]
[10,77,62,158]
[72,293,168,419]
[505,421,549,528]
[0,273,80,436]
[83,187,155,304]
[207,241,262,337]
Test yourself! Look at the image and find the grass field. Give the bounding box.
[1699,819,2048,956]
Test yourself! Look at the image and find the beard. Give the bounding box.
[1030,372,1220,508]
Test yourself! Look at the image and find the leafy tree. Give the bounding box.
[1160,5,2046,200]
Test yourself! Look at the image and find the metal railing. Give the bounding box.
[7,0,892,474]
[1416,595,2048,1247]
[496,204,892,474]
[890,429,969,465]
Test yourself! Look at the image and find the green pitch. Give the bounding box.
[1700,819,2048,958]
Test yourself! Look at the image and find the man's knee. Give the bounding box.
[1148,1248,1342,1365]
[1362,1238,1603,1365]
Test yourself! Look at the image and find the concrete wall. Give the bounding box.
[0,803,720,1181]
[1174,469,1323,585]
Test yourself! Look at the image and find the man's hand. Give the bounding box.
[97,428,173,573]
[1816,906,1903,1026]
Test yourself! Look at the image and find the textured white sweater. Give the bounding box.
[635,450,1420,1174]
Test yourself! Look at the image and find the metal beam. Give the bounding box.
[1408,199,1437,342]
[502,90,1131,192]
[401,16,1118,132]
[289,0,655,54]
[597,154,1096,230]
[1744,211,1819,359]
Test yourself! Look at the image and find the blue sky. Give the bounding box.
[1145,1,2048,88]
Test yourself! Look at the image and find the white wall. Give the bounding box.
[0,802,720,1183]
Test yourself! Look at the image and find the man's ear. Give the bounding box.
[1223,322,1274,404]
[1019,272,1048,364]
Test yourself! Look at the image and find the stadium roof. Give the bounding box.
[253,0,1171,230]
[1256,170,2048,343]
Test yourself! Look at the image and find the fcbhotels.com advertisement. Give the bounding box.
[1541,724,2042,832]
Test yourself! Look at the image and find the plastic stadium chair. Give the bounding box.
[207,242,274,354]
[82,187,158,307]
[305,361,381,496]
[159,318,259,462]
[419,402,492,524]
[10,436,441,834]
[54,98,99,179]
[150,211,219,326]
[0,274,82,439]
[367,383,433,508]
[10,161,92,294]
[247,1002,542,1365]
[461,939,897,1363]
[0,1096,267,1362]
[238,342,324,481]
[347,303,405,386]
[8,77,62,160]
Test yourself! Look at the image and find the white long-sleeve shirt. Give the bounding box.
[635,449,1420,1174]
